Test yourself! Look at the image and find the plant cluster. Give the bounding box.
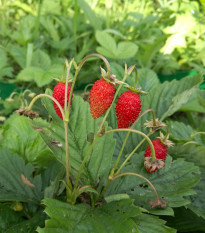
[0,53,205,232]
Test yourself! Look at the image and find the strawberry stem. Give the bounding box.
[116,131,152,175]
[110,109,157,177]
[133,67,138,89]
[64,54,111,194]
[191,131,205,139]
[98,171,160,203]
[27,94,64,119]
[84,83,93,93]
[113,172,160,202]
[104,128,156,162]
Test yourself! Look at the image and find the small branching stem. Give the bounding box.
[133,67,138,88]
[105,128,156,162]
[64,122,72,191]
[27,94,65,119]
[64,59,74,121]
[113,172,160,202]
[191,132,205,139]
[110,109,157,177]
[116,131,152,175]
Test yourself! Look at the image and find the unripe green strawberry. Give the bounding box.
[89,78,115,119]
[52,83,73,119]
[144,139,167,173]
[115,90,141,128]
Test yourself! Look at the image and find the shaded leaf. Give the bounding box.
[0,148,42,203]
[164,207,205,232]
[170,143,205,219]
[135,213,176,233]
[106,154,200,212]
[1,114,53,164]
[37,198,140,233]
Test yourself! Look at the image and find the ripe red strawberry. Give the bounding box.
[52,83,73,119]
[115,90,141,128]
[144,139,167,173]
[89,78,115,119]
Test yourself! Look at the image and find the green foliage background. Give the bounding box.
[0,0,205,232]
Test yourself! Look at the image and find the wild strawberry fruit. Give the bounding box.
[89,78,115,119]
[144,139,167,173]
[115,90,141,128]
[52,83,73,119]
[144,133,174,173]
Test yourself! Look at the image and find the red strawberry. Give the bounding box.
[115,90,141,128]
[52,83,73,119]
[89,78,115,119]
[144,139,167,173]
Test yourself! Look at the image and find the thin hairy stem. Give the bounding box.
[113,172,160,202]
[116,131,152,175]
[105,128,156,162]
[111,109,157,175]
[27,94,64,119]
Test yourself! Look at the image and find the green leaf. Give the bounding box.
[142,74,202,121]
[16,64,60,87]
[2,209,46,233]
[41,92,116,189]
[8,45,26,68]
[0,203,22,231]
[117,41,138,59]
[135,213,176,233]
[105,194,130,203]
[1,114,54,165]
[170,143,205,219]
[135,68,159,91]
[78,0,102,30]
[106,154,200,211]
[16,66,44,83]
[37,198,140,233]
[166,120,205,146]
[31,50,51,70]
[0,66,13,78]
[0,148,42,203]
[96,30,117,59]
[166,120,193,141]
[42,161,66,198]
[164,207,205,232]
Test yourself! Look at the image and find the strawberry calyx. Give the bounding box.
[144,118,166,131]
[149,199,167,209]
[100,67,117,85]
[53,77,73,84]
[128,86,147,95]
[144,157,165,173]
[157,132,174,148]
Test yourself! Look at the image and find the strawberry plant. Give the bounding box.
[0,53,204,232]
